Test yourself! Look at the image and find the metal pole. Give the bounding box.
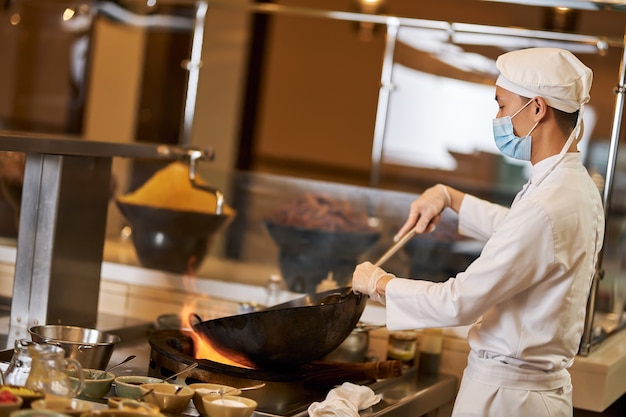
[579,32,626,356]
[180,1,208,146]
[369,19,400,187]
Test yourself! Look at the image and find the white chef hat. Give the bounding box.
[495,48,592,113]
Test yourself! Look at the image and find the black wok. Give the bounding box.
[192,287,367,369]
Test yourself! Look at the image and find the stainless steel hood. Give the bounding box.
[481,0,626,12]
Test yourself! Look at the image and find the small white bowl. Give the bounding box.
[188,384,241,417]
[201,395,257,417]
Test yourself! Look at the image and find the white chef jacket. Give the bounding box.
[385,152,604,415]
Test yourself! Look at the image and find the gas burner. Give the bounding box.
[148,329,303,383]
[147,330,403,416]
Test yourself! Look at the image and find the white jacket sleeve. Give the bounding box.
[385,197,554,330]
[458,194,510,242]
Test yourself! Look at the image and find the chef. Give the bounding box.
[352,47,605,417]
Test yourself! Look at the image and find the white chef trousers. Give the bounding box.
[451,352,573,417]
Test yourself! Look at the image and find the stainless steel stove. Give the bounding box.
[104,321,457,417]
[0,317,457,417]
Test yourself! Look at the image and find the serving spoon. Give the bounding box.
[96,354,137,379]
[218,383,266,396]
[163,362,199,383]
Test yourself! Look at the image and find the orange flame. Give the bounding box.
[179,300,252,368]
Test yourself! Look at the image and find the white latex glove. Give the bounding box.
[352,261,394,305]
[308,382,381,417]
[394,184,451,241]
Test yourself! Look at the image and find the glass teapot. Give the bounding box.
[3,339,36,386]
[24,342,85,398]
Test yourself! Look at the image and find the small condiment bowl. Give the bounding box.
[69,368,115,399]
[10,410,68,417]
[31,398,94,417]
[138,383,194,415]
[0,389,22,417]
[188,384,242,417]
[79,410,166,417]
[201,395,257,417]
[107,397,160,415]
[114,376,163,400]
[0,385,42,408]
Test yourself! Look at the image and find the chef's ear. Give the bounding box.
[533,97,548,120]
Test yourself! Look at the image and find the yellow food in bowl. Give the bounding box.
[117,162,233,215]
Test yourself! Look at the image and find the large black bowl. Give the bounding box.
[264,221,381,293]
[116,201,234,274]
[192,287,367,369]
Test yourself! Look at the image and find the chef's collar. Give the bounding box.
[529,153,581,183]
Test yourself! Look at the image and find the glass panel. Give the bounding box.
[379,26,626,344]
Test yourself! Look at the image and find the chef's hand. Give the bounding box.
[394,184,451,241]
[352,262,395,305]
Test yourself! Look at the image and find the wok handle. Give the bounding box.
[188,313,203,327]
[303,360,403,386]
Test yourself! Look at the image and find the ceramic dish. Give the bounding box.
[70,369,115,399]
[0,385,43,408]
[31,398,94,417]
[138,383,194,414]
[106,397,160,415]
[114,376,163,400]
[0,390,22,417]
[201,394,257,417]
[188,384,242,417]
[79,410,166,417]
[10,410,69,417]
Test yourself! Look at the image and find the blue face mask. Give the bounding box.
[492,99,538,161]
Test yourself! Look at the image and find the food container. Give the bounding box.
[115,162,235,274]
[188,384,241,417]
[114,376,164,400]
[138,383,194,414]
[0,385,42,408]
[69,369,115,399]
[31,398,94,417]
[0,389,22,417]
[387,330,418,366]
[323,323,382,363]
[28,325,121,369]
[201,394,257,417]
[107,397,161,415]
